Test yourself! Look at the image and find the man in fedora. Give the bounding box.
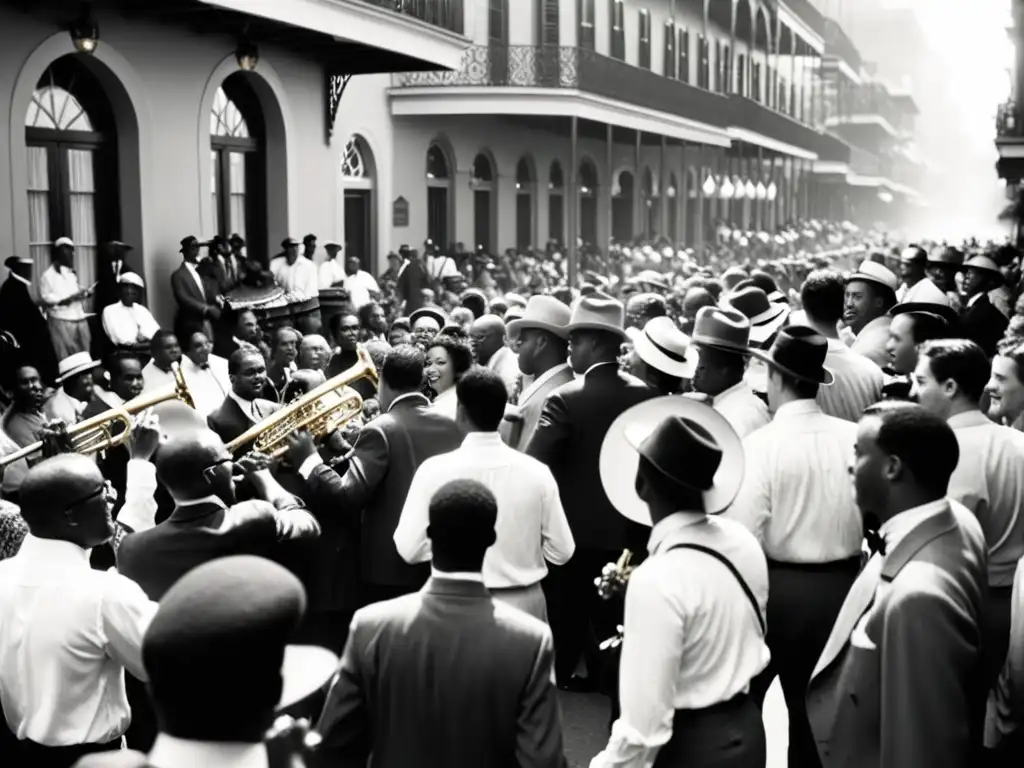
[960,254,1009,357]
[723,285,790,349]
[39,237,93,359]
[526,293,655,691]
[43,352,101,426]
[0,255,58,385]
[74,556,338,768]
[502,295,574,450]
[627,316,696,395]
[690,306,770,438]
[842,259,899,368]
[170,235,219,343]
[270,237,319,298]
[725,326,864,768]
[592,405,769,768]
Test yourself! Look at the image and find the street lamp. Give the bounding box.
[702,175,717,196]
[767,182,778,201]
[70,3,99,54]
[236,33,259,71]
[720,177,735,199]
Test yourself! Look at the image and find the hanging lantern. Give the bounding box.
[702,175,717,196]
[756,182,767,200]
[745,180,756,199]
[70,4,100,54]
[733,178,746,199]
[767,182,778,201]
[720,177,735,199]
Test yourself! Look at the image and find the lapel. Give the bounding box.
[880,503,957,582]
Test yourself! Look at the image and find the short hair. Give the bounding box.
[356,301,382,328]
[364,339,392,374]
[381,344,425,391]
[917,339,991,403]
[455,367,508,431]
[110,353,141,377]
[450,307,475,327]
[996,341,1024,383]
[438,324,469,339]
[428,479,498,557]
[901,312,950,344]
[151,329,177,353]
[228,348,263,376]
[390,317,411,333]
[426,334,474,379]
[779,371,819,400]
[862,401,960,496]
[273,326,301,345]
[801,270,845,326]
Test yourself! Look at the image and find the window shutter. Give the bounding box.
[538,0,559,46]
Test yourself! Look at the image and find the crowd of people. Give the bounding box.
[0,222,1023,768]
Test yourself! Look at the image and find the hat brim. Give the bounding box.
[690,335,752,355]
[506,318,569,341]
[278,645,338,710]
[747,306,791,345]
[600,396,745,524]
[632,331,697,379]
[55,360,101,384]
[888,302,958,326]
[565,321,628,339]
[845,274,897,297]
[409,308,448,329]
[747,348,834,386]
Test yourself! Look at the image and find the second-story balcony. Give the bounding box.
[825,83,903,139]
[995,101,1024,181]
[354,0,463,34]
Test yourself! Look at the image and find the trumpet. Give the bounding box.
[227,346,378,458]
[594,549,636,600]
[0,364,195,468]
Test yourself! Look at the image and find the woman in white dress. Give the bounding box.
[425,333,473,419]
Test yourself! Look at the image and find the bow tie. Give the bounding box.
[864,529,887,556]
[199,363,210,370]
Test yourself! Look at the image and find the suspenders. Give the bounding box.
[665,543,767,636]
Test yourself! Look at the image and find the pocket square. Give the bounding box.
[850,624,877,651]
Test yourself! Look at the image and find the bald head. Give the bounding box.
[469,315,506,365]
[21,454,112,547]
[156,429,233,502]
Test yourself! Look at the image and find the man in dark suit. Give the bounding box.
[314,478,566,768]
[395,247,428,315]
[170,235,220,342]
[0,256,57,385]
[526,294,655,689]
[208,348,281,455]
[959,255,1009,357]
[807,402,988,767]
[284,345,462,606]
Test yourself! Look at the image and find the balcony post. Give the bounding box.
[606,123,614,249]
[679,138,687,247]
[569,115,579,287]
[755,146,764,232]
[634,130,643,241]
[660,135,668,238]
[695,149,705,254]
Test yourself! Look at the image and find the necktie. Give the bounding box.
[251,401,261,420]
[812,554,884,678]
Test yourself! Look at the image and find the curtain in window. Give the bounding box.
[229,152,247,239]
[66,148,97,300]
[27,146,51,274]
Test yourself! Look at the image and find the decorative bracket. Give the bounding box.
[326,72,354,144]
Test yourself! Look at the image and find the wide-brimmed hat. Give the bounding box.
[179,236,200,252]
[565,293,627,339]
[118,272,144,289]
[281,237,300,249]
[927,246,964,267]
[846,260,898,296]
[323,240,343,251]
[633,270,670,292]
[54,236,75,249]
[4,256,32,269]
[632,317,697,379]
[56,352,101,384]
[889,301,958,327]
[690,306,752,354]
[722,287,790,345]
[507,295,571,341]
[409,306,448,330]
[963,255,1004,284]
[748,325,834,385]
[900,245,927,264]
[108,240,133,252]
[600,397,744,523]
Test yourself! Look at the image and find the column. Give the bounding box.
[634,130,643,240]
[659,135,668,237]
[568,116,579,286]
[606,124,614,246]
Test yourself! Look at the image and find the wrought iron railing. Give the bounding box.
[848,83,903,130]
[355,0,463,34]
[998,101,1024,138]
[848,145,883,177]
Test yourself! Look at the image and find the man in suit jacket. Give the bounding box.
[959,256,1009,357]
[501,295,574,450]
[170,235,220,342]
[284,345,463,606]
[395,248,429,315]
[0,256,58,386]
[526,294,656,688]
[207,348,281,455]
[314,479,566,768]
[807,402,988,767]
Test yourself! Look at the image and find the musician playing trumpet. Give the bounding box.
[591,405,769,768]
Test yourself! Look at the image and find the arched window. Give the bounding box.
[26,57,118,289]
[426,143,452,249]
[210,75,263,256]
[472,153,496,253]
[341,135,375,270]
[548,161,564,244]
[515,158,534,250]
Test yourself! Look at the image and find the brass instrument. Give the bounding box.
[0,363,195,468]
[227,346,378,458]
[594,549,634,653]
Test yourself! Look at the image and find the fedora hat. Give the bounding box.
[690,306,752,354]
[722,287,790,345]
[927,245,964,267]
[600,397,744,523]
[900,245,927,264]
[409,306,448,329]
[565,293,627,339]
[964,255,1004,283]
[748,325,834,385]
[55,352,101,384]
[632,316,697,379]
[507,295,571,341]
[889,301,958,327]
[846,260,898,296]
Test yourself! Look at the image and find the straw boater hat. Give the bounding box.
[846,260,899,297]
[54,236,75,249]
[55,352,101,384]
[506,295,571,341]
[721,286,790,345]
[564,293,628,339]
[747,325,834,386]
[409,306,448,330]
[927,245,964,268]
[631,316,697,379]
[600,397,744,524]
[689,306,752,354]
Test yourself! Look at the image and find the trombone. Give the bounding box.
[0,364,195,468]
[227,346,378,459]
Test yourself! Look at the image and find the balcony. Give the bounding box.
[727,95,847,160]
[824,19,861,74]
[995,102,1024,181]
[354,0,463,34]
[997,101,1024,140]
[825,83,903,138]
[780,0,827,39]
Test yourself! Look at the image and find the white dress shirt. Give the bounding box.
[429,386,458,419]
[394,432,575,588]
[591,512,770,768]
[487,345,521,398]
[713,380,769,438]
[817,338,884,423]
[725,399,863,563]
[344,270,380,309]
[43,387,87,425]
[148,734,269,768]
[181,355,231,418]
[40,264,86,320]
[142,360,176,395]
[270,256,318,297]
[318,257,346,291]
[102,301,160,346]
[0,531,157,746]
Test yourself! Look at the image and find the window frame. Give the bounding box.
[638,9,651,70]
[610,0,626,61]
[663,19,676,79]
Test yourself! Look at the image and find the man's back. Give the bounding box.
[316,577,565,768]
[818,341,884,423]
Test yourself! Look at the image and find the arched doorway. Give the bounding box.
[210,73,266,261]
[515,157,534,250]
[426,143,452,249]
[642,168,658,239]
[472,153,496,253]
[25,56,119,289]
[341,135,375,271]
[548,161,564,244]
[578,158,598,247]
[612,169,634,243]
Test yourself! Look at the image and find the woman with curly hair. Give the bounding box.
[424,333,473,419]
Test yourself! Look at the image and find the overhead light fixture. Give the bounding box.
[666,186,677,198]
[756,182,767,200]
[70,3,99,54]
[767,181,778,201]
[236,28,259,71]
[745,180,756,199]
[733,178,746,199]
[720,177,735,199]
[702,175,717,196]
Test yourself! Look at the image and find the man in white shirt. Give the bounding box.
[40,236,93,358]
[341,254,381,310]
[395,367,575,622]
[843,260,899,369]
[469,315,519,399]
[179,330,230,418]
[270,237,318,298]
[141,330,182,395]
[318,240,346,290]
[44,352,101,426]
[725,325,863,768]
[896,245,941,303]
[101,272,159,351]
[0,453,158,765]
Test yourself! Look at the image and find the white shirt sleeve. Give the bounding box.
[300,261,320,298]
[102,304,135,346]
[319,262,338,291]
[540,469,574,566]
[136,306,160,341]
[115,459,159,534]
[99,574,159,682]
[393,466,434,564]
[297,454,325,479]
[38,268,63,306]
[721,435,771,544]
[363,272,380,293]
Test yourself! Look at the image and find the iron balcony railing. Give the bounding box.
[848,145,883,177]
[355,0,463,34]
[848,84,904,131]
[997,101,1024,139]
